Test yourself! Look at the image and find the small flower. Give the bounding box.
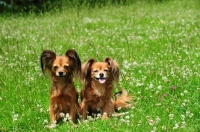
[162,126,167,131]
[186,111,190,115]
[157,85,162,90]
[163,93,167,97]
[126,77,130,81]
[40,108,44,112]
[97,113,101,118]
[156,116,161,123]
[189,113,194,118]
[63,117,68,122]
[148,120,154,126]
[173,123,179,130]
[151,127,156,132]
[48,123,56,129]
[180,93,184,96]
[169,113,174,120]
[183,90,188,94]
[181,122,186,128]
[181,103,186,107]
[43,119,48,124]
[13,114,18,121]
[155,103,161,106]
[181,115,185,120]
[146,116,150,120]
[59,112,65,118]
[162,76,167,81]
[125,116,130,119]
[118,107,122,111]
[171,86,176,90]
[66,113,70,118]
[149,83,154,88]
[97,108,101,112]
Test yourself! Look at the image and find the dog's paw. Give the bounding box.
[102,113,109,120]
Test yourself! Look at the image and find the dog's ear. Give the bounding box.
[65,49,81,78]
[104,57,119,83]
[81,59,95,84]
[40,50,56,74]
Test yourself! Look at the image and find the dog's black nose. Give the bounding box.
[58,72,63,76]
[99,73,104,78]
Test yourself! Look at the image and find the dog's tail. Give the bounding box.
[113,89,132,110]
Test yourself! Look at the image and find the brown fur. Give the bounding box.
[80,57,131,120]
[40,49,81,124]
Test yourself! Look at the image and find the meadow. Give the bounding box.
[0,0,200,131]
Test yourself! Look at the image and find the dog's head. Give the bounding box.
[81,57,119,84]
[40,49,81,78]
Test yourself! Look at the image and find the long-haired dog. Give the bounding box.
[40,49,81,124]
[80,57,131,120]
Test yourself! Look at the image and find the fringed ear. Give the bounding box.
[81,59,95,84]
[40,50,56,74]
[104,57,119,83]
[65,49,81,78]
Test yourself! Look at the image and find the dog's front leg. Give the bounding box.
[69,104,77,123]
[102,100,113,120]
[81,99,88,120]
[49,104,57,124]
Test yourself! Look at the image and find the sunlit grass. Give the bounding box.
[0,0,199,131]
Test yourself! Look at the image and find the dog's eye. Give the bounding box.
[104,69,108,72]
[93,70,98,72]
[64,65,69,69]
[54,66,58,70]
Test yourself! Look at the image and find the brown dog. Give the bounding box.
[80,58,131,120]
[40,49,81,124]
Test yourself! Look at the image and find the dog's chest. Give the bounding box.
[93,87,105,97]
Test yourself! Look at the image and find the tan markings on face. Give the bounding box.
[91,62,110,83]
[52,56,71,77]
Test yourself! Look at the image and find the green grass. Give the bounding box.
[0,0,200,131]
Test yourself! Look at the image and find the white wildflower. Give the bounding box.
[40,108,44,112]
[157,85,162,90]
[125,116,130,119]
[189,113,194,118]
[169,113,174,120]
[181,122,186,128]
[183,90,188,94]
[149,83,154,88]
[118,107,122,111]
[162,126,167,130]
[173,123,179,130]
[181,115,185,120]
[148,120,154,126]
[13,114,18,121]
[156,116,161,123]
[43,119,48,124]
[181,103,186,107]
[59,112,65,118]
[65,113,70,118]
[97,113,101,119]
[180,93,184,96]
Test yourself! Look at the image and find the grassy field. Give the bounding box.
[0,0,200,131]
